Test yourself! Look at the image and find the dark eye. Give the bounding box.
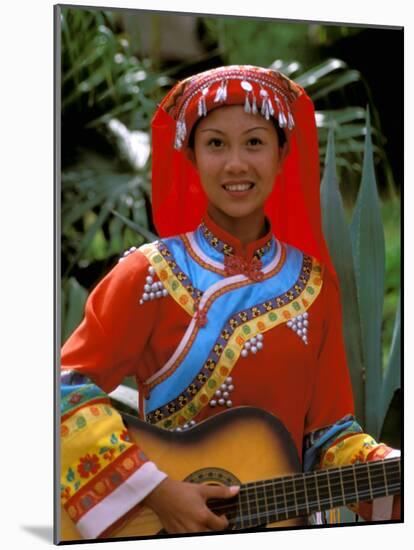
[248,137,263,146]
[208,138,224,148]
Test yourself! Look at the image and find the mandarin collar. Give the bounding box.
[199,212,274,261]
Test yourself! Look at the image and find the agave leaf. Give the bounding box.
[319,140,381,155]
[320,124,380,141]
[320,127,365,425]
[62,278,88,343]
[350,108,386,439]
[379,295,401,432]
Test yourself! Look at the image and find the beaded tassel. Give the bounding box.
[241,80,253,114]
[209,377,235,408]
[260,89,274,120]
[198,87,209,117]
[240,333,264,357]
[214,80,228,103]
[174,117,187,149]
[139,265,169,304]
[286,312,309,345]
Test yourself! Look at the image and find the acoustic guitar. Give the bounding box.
[60,406,400,541]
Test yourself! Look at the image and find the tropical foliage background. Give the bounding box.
[59,7,401,456]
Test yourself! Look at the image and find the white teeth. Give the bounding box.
[224,183,252,191]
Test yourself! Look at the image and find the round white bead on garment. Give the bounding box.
[241,333,265,357]
[138,264,169,305]
[209,377,235,409]
[118,245,138,262]
[286,312,309,345]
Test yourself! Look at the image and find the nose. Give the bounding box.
[224,146,248,175]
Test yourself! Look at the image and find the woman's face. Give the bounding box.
[188,105,287,225]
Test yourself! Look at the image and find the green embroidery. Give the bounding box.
[268,312,278,321]
[171,280,179,291]
[66,468,75,483]
[293,301,301,311]
[76,416,86,429]
[163,419,172,428]
[188,403,197,415]
[242,325,251,335]
[306,286,315,295]
[225,349,235,359]
[208,379,217,389]
[153,255,163,263]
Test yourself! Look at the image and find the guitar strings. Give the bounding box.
[212,474,400,513]
[237,459,400,492]
[207,463,400,505]
[222,463,400,501]
[214,480,401,515]
[213,483,401,527]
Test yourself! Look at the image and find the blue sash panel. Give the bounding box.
[145,244,304,415]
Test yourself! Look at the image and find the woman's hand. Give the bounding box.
[143,477,240,533]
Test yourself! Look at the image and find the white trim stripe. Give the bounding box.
[187,231,224,270]
[75,461,167,539]
[145,316,198,385]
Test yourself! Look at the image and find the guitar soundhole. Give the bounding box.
[184,467,240,487]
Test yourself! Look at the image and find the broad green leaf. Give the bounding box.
[315,107,366,126]
[62,278,88,343]
[379,295,401,432]
[84,211,108,260]
[320,127,365,425]
[64,203,112,276]
[312,70,361,101]
[295,58,348,88]
[111,209,157,242]
[350,108,386,439]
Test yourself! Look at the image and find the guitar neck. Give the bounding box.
[210,457,401,529]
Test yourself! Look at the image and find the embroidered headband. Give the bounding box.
[158,65,304,150]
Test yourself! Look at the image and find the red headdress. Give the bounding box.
[151,65,334,273]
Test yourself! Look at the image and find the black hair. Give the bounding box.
[187,114,287,150]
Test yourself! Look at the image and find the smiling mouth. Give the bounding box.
[223,182,255,192]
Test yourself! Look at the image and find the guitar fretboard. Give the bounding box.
[208,457,400,529]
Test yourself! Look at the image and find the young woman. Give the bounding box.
[60,65,400,539]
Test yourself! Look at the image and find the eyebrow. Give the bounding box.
[200,126,270,134]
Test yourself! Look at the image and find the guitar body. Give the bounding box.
[61,407,307,541]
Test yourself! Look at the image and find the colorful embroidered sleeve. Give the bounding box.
[318,424,400,521]
[60,251,167,539]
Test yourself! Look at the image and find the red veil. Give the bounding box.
[151,65,334,275]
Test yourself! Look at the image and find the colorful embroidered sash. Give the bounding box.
[140,238,323,429]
